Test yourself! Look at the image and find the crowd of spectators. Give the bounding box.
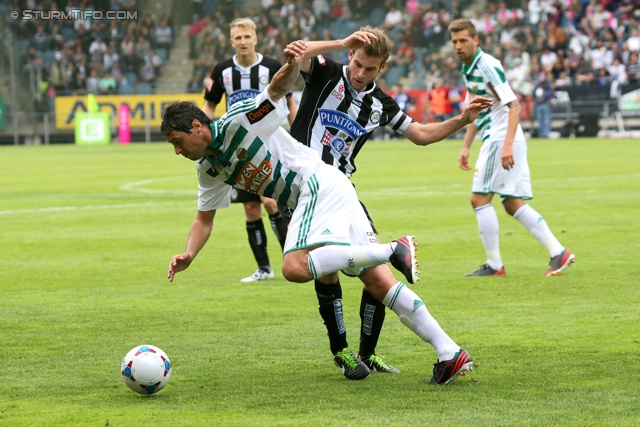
[3,0,640,123]
[1,0,174,114]
[187,0,640,124]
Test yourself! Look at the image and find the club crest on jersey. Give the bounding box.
[320,130,350,155]
[259,75,269,85]
[330,133,347,154]
[246,99,275,124]
[236,159,273,193]
[235,147,248,161]
[227,89,261,106]
[369,110,381,124]
[318,109,366,139]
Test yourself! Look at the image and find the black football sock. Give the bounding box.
[358,287,386,359]
[246,219,270,272]
[315,279,348,355]
[268,212,289,250]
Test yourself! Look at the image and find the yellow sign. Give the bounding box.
[54,93,227,130]
[87,93,99,113]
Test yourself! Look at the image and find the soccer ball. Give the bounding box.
[121,345,171,394]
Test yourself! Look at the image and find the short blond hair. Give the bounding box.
[356,26,393,63]
[229,18,257,35]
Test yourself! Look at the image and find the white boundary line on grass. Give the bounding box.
[3,172,637,216]
[119,176,197,195]
[357,172,640,197]
[0,201,189,216]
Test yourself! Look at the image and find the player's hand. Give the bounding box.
[461,96,494,123]
[341,31,378,50]
[167,253,194,282]
[283,40,307,64]
[501,145,515,170]
[459,147,471,171]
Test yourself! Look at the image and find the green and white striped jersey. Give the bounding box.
[195,90,323,212]
[461,48,525,143]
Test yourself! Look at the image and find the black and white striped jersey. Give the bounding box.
[289,55,414,178]
[204,53,286,108]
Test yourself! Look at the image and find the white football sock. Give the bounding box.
[307,244,393,279]
[383,283,459,361]
[513,204,564,257]
[475,203,503,270]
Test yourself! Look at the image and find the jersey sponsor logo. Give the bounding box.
[331,89,344,101]
[227,89,261,106]
[236,159,273,193]
[321,130,333,145]
[317,55,326,66]
[331,84,345,101]
[204,76,213,92]
[246,99,275,124]
[318,109,367,138]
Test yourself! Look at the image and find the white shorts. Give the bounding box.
[472,138,532,200]
[284,163,377,273]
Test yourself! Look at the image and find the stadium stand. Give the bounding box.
[2,0,640,139]
[4,0,169,102]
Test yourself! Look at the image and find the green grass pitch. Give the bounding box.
[1,137,639,426]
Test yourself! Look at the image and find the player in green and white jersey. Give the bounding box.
[448,19,575,277]
[161,40,475,384]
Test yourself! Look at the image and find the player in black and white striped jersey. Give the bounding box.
[289,26,493,379]
[202,18,297,283]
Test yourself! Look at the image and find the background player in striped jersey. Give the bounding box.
[288,27,493,379]
[448,19,575,277]
[202,18,297,283]
[162,40,474,385]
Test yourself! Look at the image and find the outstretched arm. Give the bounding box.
[267,40,307,102]
[403,96,494,146]
[168,209,216,282]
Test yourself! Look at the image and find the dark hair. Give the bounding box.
[160,101,212,136]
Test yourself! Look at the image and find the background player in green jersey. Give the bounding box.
[448,19,575,277]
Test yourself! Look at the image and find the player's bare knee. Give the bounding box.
[281,266,310,283]
[262,197,278,214]
[360,265,395,300]
[502,197,524,216]
[281,256,312,283]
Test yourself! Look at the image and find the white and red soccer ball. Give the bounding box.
[121,345,171,394]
